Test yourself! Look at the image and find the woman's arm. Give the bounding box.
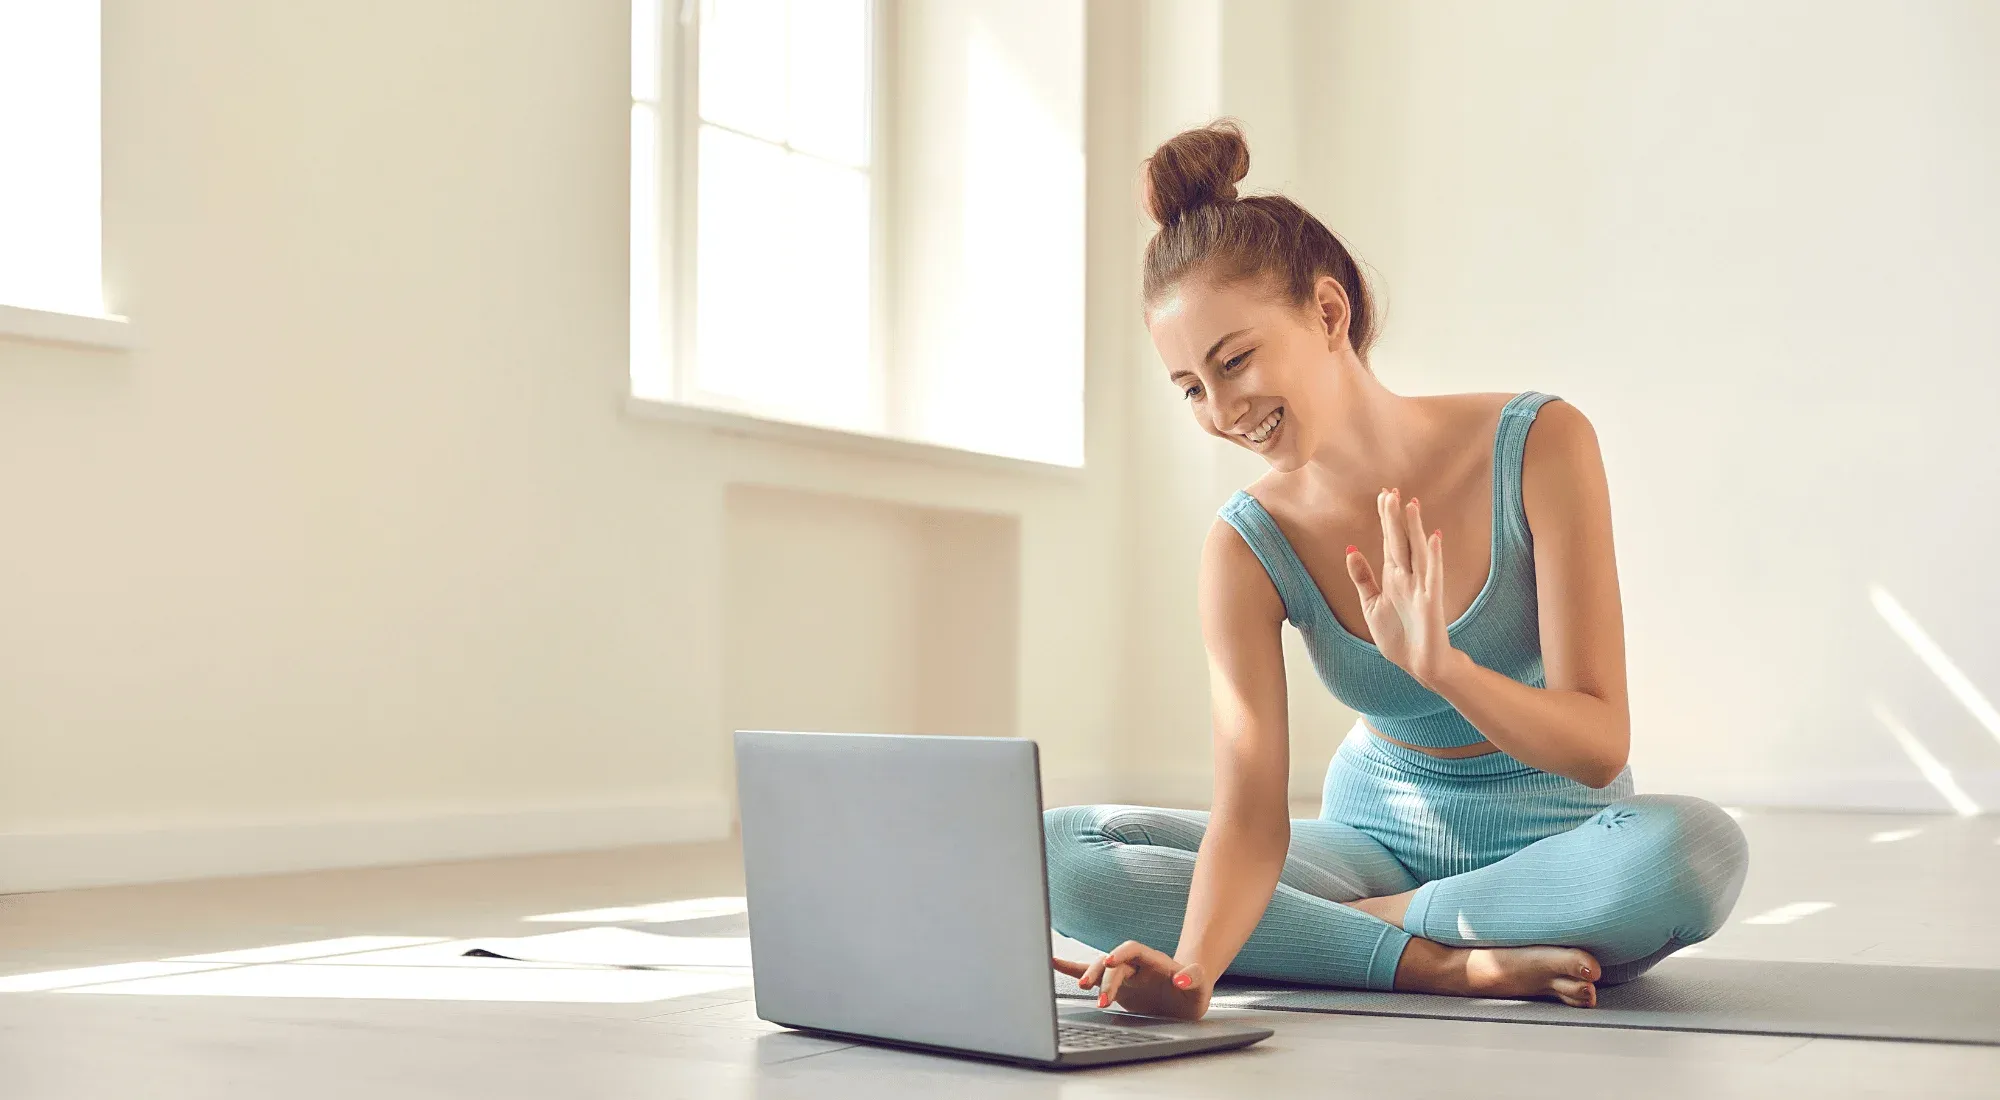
[1172,518,1295,980]
[1368,402,1632,788]
[1427,400,1630,786]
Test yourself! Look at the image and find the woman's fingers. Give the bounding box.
[1379,488,1411,573]
[1094,941,1180,1008]
[1098,962,1131,1007]
[1097,941,1144,1005]
[1051,956,1089,979]
[1079,954,1107,990]
[1345,544,1378,604]
[1426,524,1444,591]
[1403,497,1430,585]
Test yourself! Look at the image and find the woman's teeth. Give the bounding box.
[1248,408,1283,444]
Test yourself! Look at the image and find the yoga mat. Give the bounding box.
[1054,958,2000,1045]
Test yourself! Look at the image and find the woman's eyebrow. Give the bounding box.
[1204,328,1252,364]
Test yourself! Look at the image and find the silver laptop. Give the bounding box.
[733,730,1273,1068]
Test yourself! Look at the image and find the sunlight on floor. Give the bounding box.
[169,936,446,964]
[0,927,753,1004]
[1742,902,1836,926]
[75,963,748,1003]
[1870,828,1923,844]
[523,896,747,924]
[0,961,232,993]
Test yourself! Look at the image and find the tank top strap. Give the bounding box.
[1493,391,1561,547]
[1217,491,1325,627]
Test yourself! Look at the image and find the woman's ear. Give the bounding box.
[1313,275,1350,348]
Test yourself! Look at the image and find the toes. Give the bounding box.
[1550,978,1598,1008]
[1573,952,1600,982]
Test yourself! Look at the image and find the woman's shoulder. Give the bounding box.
[1428,389,1524,427]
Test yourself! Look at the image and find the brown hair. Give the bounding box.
[1141,119,1379,360]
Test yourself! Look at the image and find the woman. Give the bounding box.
[1046,121,1748,1019]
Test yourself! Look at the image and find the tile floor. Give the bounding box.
[1,809,1996,1098]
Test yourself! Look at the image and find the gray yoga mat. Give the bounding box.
[1055,957,2000,1045]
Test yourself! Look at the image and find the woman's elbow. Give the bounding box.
[1580,746,1631,789]
[1579,763,1625,790]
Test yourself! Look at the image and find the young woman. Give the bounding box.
[1046,121,1748,1019]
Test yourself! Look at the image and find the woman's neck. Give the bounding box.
[1297,362,1433,496]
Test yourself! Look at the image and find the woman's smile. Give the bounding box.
[1242,406,1284,448]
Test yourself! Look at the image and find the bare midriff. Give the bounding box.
[1363,717,1503,759]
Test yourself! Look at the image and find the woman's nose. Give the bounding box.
[1211,394,1251,435]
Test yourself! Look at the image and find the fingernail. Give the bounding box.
[1433,529,1441,538]
[1409,497,1418,505]
[1174,974,1192,988]
[1098,994,1109,1007]
[1345,544,1358,554]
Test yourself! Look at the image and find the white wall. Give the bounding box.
[0,0,1145,891]
[12,0,1984,894]
[722,485,1020,757]
[891,0,1087,465]
[1296,0,2000,811]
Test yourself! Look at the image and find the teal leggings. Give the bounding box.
[1044,723,1750,990]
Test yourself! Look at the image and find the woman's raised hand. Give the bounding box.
[1053,943,1210,1021]
[1344,488,1457,688]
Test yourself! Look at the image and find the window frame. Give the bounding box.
[0,0,130,351]
[632,0,895,436]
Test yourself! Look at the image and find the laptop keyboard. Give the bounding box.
[1057,1021,1174,1050]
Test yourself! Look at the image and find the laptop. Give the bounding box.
[733,730,1274,1068]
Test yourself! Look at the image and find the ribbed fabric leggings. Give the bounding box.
[1045,722,1750,990]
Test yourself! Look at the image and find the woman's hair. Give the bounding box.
[1141,119,1379,360]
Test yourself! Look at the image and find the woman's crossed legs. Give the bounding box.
[1044,793,1748,1005]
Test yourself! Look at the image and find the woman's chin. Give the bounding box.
[1257,446,1306,473]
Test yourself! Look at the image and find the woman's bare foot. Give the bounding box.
[1395,937,1602,1008]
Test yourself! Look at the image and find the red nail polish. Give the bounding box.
[1409,497,1418,505]
[1346,545,1358,554]
[1174,974,1191,988]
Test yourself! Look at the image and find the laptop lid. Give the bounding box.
[733,731,1060,1062]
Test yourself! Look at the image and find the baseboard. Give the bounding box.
[0,795,735,894]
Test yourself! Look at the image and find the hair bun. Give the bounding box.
[1142,119,1251,226]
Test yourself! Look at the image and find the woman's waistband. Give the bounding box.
[1336,717,1542,782]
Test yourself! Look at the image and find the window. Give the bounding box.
[631,0,1085,468]
[0,0,126,346]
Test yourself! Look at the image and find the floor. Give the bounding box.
[2,809,1996,1098]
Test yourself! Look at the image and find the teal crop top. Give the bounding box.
[1216,391,1557,750]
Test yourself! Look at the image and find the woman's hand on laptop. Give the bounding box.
[1054,942,1210,1020]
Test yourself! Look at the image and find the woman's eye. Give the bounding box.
[1183,384,1203,400]
[1223,352,1250,371]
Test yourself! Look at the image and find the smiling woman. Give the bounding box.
[1044,120,1750,1020]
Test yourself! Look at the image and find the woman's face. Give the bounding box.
[1147,275,1341,473]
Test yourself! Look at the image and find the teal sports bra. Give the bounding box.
[1217,391,1557,750]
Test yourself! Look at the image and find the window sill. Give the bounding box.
[624,394,1086,480]
[0,303,134,351]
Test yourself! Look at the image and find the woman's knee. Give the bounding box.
[1596,794,1750,939]
[1042,805,1098,855]
[1042,804,1157,890]
[1042,804,1193,946]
